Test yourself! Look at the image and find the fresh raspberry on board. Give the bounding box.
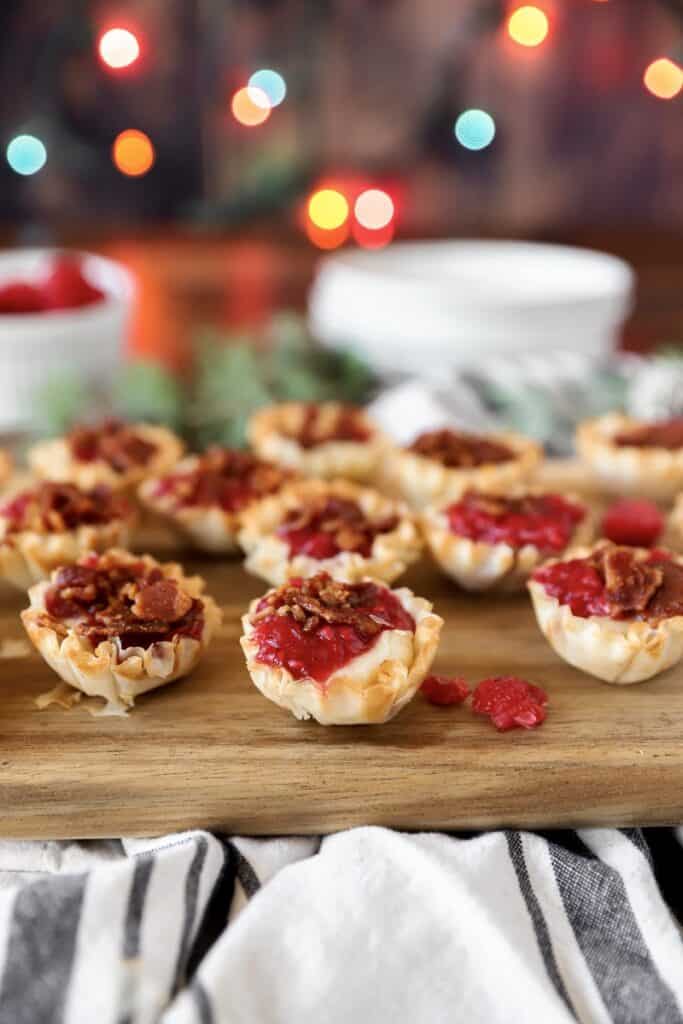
[421,674,470,706]
[602,499,663,548]
[471,675,548,732]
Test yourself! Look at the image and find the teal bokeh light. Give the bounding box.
[454,110,496,151]
[248,69,287,108]
[7,135,47,175]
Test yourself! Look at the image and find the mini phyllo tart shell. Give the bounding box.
[383,428,541,510]
[576,413,683,500]
[139,448,297,554]
[422,489,592,592]
[247,401,386,482]
[22,549,222,713]
[239,478,422,586]
[528,541,683,684]
[240,573,443,725]
[28,420,184,493]
[0,482,135,590]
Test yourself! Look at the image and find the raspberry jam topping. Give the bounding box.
[250,573,414,684]
[153,448,293,513]
[43,555,204,650]
[421,674,470,706]
[615,417,683,450]
[408,429,514,468]
[277,497,399,559]
[471,676,548,732]
[288,404,372,449]
[69,420,157,473]
[0,482,131,534]
[446,491,585,551]
[532,543,683,622]
[602,499,664,548]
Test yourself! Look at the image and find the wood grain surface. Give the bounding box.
[2,547,683,839]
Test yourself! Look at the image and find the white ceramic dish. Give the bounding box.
[308,240,634,377]
[0,248,134,429]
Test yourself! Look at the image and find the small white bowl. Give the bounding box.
[0,248,134,429]
[308,240,634,377]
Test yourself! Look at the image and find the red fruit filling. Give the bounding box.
[602,499,663,548]
[0,482,131,534]
[153,448,293,513]
[446,491,585,551]
[471,676,548,731]
[532,543,683,622]
[0,256,104,315]
[0,282,45,314]
[69,420,157,473]
[43,555,204,650]
[250,573,414,684]
[277,497,399,559]
[615,418,683,450]
[285,403,372,449]
[41,256,105,310]
[421,674,470,706]
[408,429,514,469]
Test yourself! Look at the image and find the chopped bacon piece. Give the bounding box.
[408,429,514,469]
[68,420,156,472]
[603,547,663,615]
[131,579,193,622]
[291,404,371,449]
[153,448,294,512]
[278,496,398,559]
[615,418,683,450]
[0,482,130,533]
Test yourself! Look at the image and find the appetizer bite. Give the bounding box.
[423,488,591,591]
[28,419,184,493]
[139,447,296,553]
[384,427,541,509]
[241,572,443,724]
[239,478,421,585]
[576,413,683,499]
[528,541,683,684]
[0,481,135,590]
[22,549,221,713]
[247,401,385,481]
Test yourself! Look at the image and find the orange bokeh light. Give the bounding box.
[305,219,349,250]
[643,58,683,100]
[231,87,271,127]
[507,6,549,47]
[112,130,155,177]
[98,28,140,69]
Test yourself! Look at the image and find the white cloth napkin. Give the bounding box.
[0,827,681,1023]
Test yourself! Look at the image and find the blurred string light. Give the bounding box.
[308,189,349,230]
[507,6,549,47]
[454,109,496,150]
[98,28,140,69]
[643,57,683,99]
[231,86,271,126]
[6,134,46,175]
[112,129,155,176]
[354,189,394,230]
[248,69,287,108]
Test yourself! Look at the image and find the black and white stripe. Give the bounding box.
[0,829,682,1023]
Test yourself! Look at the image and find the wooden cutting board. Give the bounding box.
[3,548,683,839]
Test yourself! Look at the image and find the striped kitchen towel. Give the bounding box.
[0,827,682,1023]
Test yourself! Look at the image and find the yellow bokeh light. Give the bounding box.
[507,6,549,47]
[354,189,394,230]
[231,87,271,127]
[112,130,155,177]
[307,189,349,231]
[643,58,683,100]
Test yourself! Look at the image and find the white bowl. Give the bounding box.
[0,248,134,429]
[308,240,635,377]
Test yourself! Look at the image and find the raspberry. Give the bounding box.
[0,281,44,314]
[602,499,663,548]
[41,256,105,310]
[421,674,470,706]
[471,676,548,732]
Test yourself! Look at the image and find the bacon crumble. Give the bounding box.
[408,429,514,468]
